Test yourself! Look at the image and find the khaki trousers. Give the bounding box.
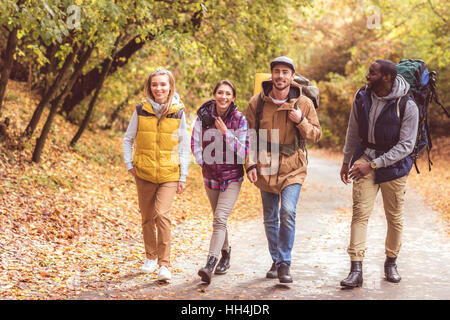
[135,176,177,267]
[204,181,242,259]
[348,158,408,261]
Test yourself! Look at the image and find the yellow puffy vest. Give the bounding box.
[133,100,184,183]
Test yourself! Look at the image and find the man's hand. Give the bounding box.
[340,163,351,184]
[348,162,373,180]
[128,168,136,177]
[247,168,257,183]
[288,108,303,124]
[177,181,186,194]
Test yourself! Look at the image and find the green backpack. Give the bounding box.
[396,59,449,173]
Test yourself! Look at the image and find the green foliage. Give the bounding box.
[1,0,448,154]
[288,0,449,149]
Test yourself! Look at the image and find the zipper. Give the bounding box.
[156,116,161,183]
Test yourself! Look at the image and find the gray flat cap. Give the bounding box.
[270,56,295,73]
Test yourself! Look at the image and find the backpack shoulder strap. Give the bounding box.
[136,103,143,114]
[255,93,264,132]
[398,93,412,121]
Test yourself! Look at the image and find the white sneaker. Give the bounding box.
[141,259,158,273]
[158,266,172,281]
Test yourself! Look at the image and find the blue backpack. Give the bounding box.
[396,59,449,173]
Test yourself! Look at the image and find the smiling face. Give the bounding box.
[150,74,171,104]
[366,62,386,90]
[271,64,295,91]
[214,84,235,115]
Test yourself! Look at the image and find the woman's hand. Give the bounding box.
[128,168,136,177]
[215,117,228,135]
[177,181,186,194]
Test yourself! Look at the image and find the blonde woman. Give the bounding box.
[123,68,189,281]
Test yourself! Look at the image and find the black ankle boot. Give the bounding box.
[340,261,363,288]
[277,262,293,283]
[384,256,401,283]
[214,247,231,275]
[198,256,218,284]
[266,262,278,279]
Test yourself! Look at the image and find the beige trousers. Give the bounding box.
[204,181,242,259]
[135,176,177,267]
[348,158,408,261]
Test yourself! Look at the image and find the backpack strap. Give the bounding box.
[166,108,184,119]
[255,94,307,160]
[135,103,156,117]
[255,94,264,154]
[429,74,450,118]
[255,93,264,134]
[398,94,409,121]
[399,93,433,174]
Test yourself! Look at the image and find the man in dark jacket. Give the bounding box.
[339,59,418,288]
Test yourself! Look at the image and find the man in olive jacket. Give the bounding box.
[246,57,321,283]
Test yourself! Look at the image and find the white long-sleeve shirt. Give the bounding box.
[123,95,190,182]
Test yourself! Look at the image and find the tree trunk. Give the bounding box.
[60,8,204,115]
[61,34,151,115]
[70,38,120,147]
[31,46,93,163]
[23,48,76,138]
[0,27,19,117]
[0,0,25,117]
[51,45,95,113]
[102,84,144,130]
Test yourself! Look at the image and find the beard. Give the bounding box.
[368,77,384,91]
[273,80,291,91]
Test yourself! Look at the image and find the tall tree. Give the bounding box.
[23,44,76,138]
[0,0,25,117]
[69,37,121,147]
[31,45,94,163]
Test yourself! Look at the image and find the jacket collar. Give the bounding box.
[261,80,301,110]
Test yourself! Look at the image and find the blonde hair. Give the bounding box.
[144,68,176,120]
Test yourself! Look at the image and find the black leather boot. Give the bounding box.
[340,261,363,288]
[384,256,401,283]
[266,262,278,279]
[198,256,218,284]
[214,247,231,275]
[277,262,293,283]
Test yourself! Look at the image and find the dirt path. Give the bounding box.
[76,155,450,300]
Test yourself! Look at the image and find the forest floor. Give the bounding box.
[0,80,448,299]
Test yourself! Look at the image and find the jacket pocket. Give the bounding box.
[278,153,300,176]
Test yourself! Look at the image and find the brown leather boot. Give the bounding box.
[198,256,218,284]
[214,247,231,275]
[340,261,363,288]
[384,256,401,283]
[266,262,278,279]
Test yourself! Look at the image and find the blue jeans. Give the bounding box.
[260,184,302,266]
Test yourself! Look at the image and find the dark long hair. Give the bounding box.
[213,80,236,98]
